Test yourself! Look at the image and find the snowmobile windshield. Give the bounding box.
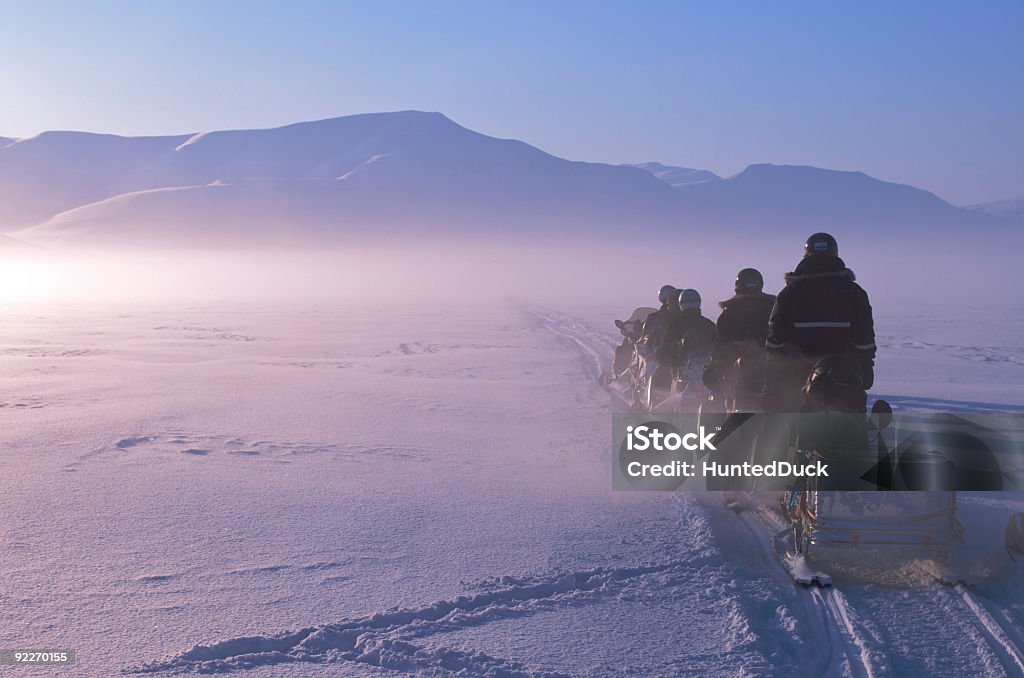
[627,307,657,324]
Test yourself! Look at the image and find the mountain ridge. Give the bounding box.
[1,111,1015,247]
[966,196,1024,221]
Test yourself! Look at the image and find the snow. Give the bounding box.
[628,162,721,187]
[174,132,210,152]
[0,299,1022,676]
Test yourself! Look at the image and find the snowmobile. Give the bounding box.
[633,344,712,413]
[776,404,967,585]
[778,360,966,580]
[602,307,656,406]
[702,354,768,415]
[604,307,698,412]
[711,356,968,585]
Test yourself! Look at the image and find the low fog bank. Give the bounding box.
[0,235,1017,316]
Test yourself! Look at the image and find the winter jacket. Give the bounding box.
[658,308,715,366]
[766,254,876,388]
[713,292,776,360]
[640,304,676,352]
[707,292,776,394]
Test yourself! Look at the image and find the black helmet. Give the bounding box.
[658,285,678,305]
[678,288,701,310]
[804,232,838,258]
[735,268,764,295]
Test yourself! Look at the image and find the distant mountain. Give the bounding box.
[966,196,1024,221]
[669,164,1003,234]
[0,130,201,230]
[629,162,720,187]
[0,112,1014,248]
[5,112,686,246]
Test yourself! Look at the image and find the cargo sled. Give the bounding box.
[783,402,965,560]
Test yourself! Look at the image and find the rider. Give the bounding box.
[640,285,681,391]
[640,285,680,352]
[705,268,776,408]
[662,288,716,375]
[612,307,657,377]
[644,288,716,396]
[764,233,876,412]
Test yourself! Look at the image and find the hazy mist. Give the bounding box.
[1,235,1015,317]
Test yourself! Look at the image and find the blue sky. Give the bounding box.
[0,0,1021,204]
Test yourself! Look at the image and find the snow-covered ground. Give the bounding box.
[1,300,1022,676]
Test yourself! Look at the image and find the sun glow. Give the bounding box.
[0,256,76,304]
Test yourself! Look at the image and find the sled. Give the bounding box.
[783,402,965,561]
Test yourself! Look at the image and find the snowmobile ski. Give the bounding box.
[783,553,833,587]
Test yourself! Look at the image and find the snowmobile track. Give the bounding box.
[132,559,704,675]
[943,583,1024,676]
[525,307,634,409]
[756,503,1024,677]
[812,586,888,678]
[737,509,888,678]
[525,307,615,382]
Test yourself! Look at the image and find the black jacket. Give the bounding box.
[660,308,715,365]
[641,304,675,346]
[710,291,776,378]
[766,254,876,387]
[716,292,776,346]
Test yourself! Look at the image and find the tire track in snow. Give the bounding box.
[759,503,1024,677]
[523,306,637,410]
[732,511,835,677]
[524,307,617,385]
[944,583,1024,676]
[853,576,1019,676]
[131,560,701,675]
[748,505,892,678]
[812,587,889,678]
[736,508,891,678]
